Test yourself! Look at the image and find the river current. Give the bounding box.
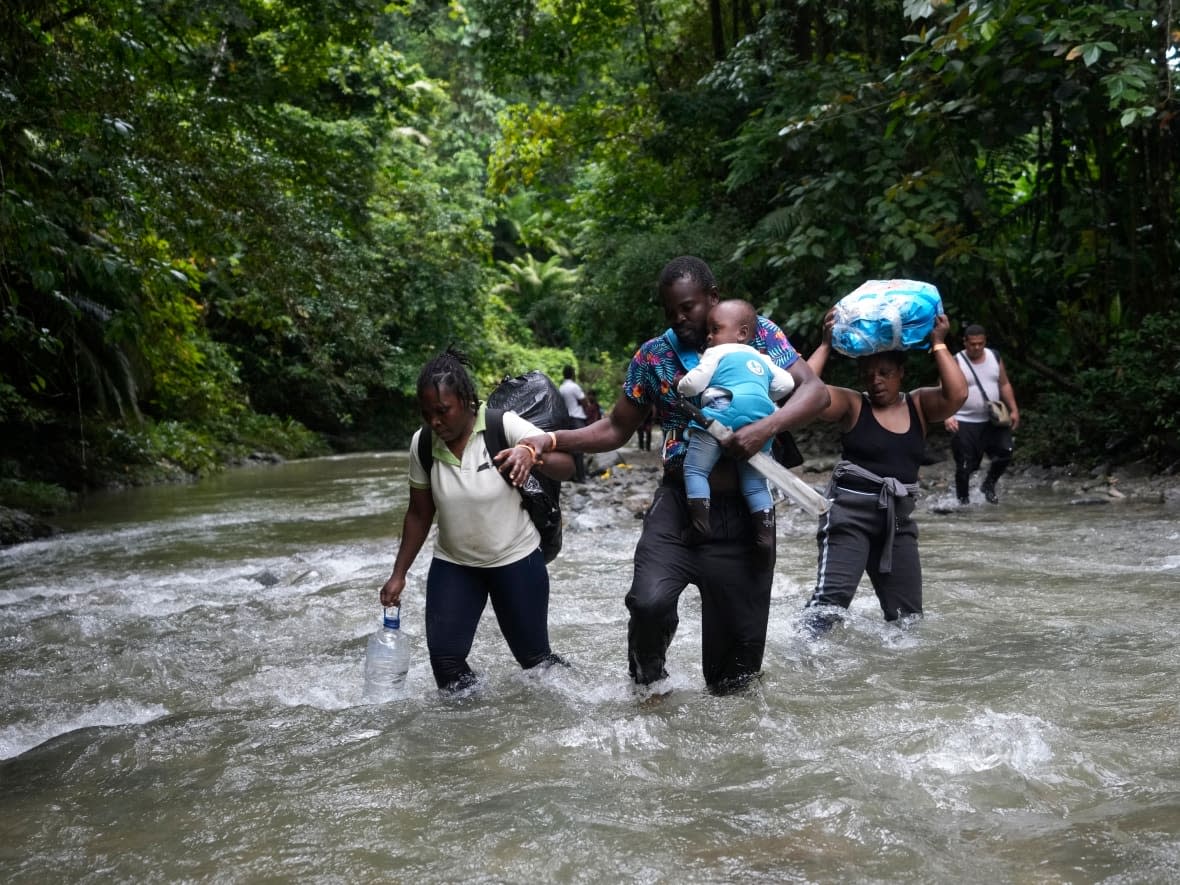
[1,450,1178,883]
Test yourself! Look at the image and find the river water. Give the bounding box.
[1,451,1178,883]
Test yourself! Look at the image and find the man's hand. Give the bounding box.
[728,421,774,459]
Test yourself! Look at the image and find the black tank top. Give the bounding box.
[840,393,925,484]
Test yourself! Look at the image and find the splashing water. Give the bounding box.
[2,452,1179,882]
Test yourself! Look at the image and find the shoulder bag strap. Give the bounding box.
[959,352,997,401]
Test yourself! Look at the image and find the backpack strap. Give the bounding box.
[416,426,433,480]
[484,408,507,462]
[485,408,528,495]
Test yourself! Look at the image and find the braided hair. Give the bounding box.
[417,347,480,412]
[658,256,718,294]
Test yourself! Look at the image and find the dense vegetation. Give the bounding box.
[2,0,1178,511]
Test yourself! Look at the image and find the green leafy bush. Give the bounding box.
[0,479,75,515]
[1019,312,1180,467]
[223,413,329,461]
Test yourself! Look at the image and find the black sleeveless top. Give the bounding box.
[840,393,925,484]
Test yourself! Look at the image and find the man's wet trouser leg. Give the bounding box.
[699,492,773,693]
[626,484,688,685]
[626,483,772,692]
[981,426,1014,502]
[952,423,986,502]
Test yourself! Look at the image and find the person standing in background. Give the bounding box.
[559,365,589,483]
[945,324,1021,505]
[636,409,654,451]
[584,390,603,424]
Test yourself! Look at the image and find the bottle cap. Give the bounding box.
[382,606,401,630]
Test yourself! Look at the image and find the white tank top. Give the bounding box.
[954,348,1002,423]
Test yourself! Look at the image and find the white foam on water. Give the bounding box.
[899,709,1055,779]
[0,581,73,608]
[548,711,671,756]
[215,653,435,712]
[0,699,168,760]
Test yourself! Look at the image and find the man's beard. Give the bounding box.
[677,326,705,350]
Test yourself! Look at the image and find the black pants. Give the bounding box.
[627,479,774,693]
[806,486,922,621]
[951,421,1013,498]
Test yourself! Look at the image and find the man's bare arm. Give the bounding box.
[524,395,648,458]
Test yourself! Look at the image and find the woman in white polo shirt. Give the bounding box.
[379,349,575,691]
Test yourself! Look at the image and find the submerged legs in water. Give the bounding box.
[802,607,846,638]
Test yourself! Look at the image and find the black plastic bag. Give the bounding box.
[487,371,570,563]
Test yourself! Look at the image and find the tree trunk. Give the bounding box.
[710,0,725,60]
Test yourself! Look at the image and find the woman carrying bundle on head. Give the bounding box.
[379,348,575,692]
[802,308,967,633]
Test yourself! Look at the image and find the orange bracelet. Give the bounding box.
[547,431,558,452]
[931,343,948,353]
[515,442,540,462]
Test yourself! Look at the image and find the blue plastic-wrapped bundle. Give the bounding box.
[830,279,943,357]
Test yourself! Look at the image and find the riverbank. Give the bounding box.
[564,427,1180,529]
[3,429,1178,548]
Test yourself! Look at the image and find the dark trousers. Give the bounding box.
[951,421,1013,498]
[425,549,552,690]
[627,480,774,693]
[569,417,588,481]
[806,487,922,621]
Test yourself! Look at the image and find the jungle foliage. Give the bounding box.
[2,0,1178,500]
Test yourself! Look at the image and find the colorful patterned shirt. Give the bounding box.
[622,317,799,467]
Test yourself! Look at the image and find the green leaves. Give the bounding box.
[3,0,1179,480]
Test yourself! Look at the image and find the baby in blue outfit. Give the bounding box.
[677,299,795,555]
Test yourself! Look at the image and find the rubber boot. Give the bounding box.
[686,498,711,543]
[981,460,1010,502]
[981,475,999,504]
[753,508,776,569]
[954,469,971,505]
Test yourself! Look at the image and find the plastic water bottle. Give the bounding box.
[363,606,411,703]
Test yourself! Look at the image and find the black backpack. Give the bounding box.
[416,371,569,563]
